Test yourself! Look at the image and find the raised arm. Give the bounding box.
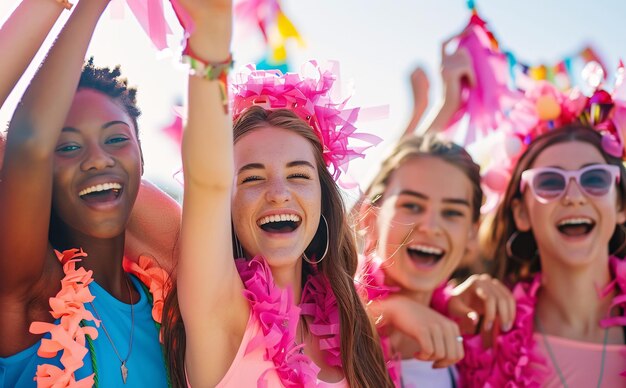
[0,0,66,107]
[402,66,430,138]
[125,179,181,274]
[175,0,249,385]
[420,40,475,135]
[0,0,110,294]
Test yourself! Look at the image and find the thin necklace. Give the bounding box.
[535,316,608,388]
[89,276,135,384]
[295,318,305,354]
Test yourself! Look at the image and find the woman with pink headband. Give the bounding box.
[460,83,626,386]
[163,0,392,386]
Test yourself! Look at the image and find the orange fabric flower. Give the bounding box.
[29,249,99,387]
[123,254,170,324]
[28,249,170,387]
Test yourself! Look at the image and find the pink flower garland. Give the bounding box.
[355,256,451,387]
[29,249,169,388]
[458,274,545,387]
[459,256,626,387]
[235,257,341,387]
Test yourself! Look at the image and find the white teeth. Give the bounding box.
[79,182,122,197]
[558,217,593,227]
[408,244,444,255]
[258,214,301,226]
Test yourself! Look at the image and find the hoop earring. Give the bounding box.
[303,215,330,265]
[505,230,538,263]
[610,223,626,256]
[234,234,245,259]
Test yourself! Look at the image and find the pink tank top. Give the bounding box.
[532,333,626,388]
[216,315,348,387]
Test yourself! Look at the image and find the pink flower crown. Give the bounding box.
[230,61,384,185]
[507,66,626,161]
[481,62,626,208]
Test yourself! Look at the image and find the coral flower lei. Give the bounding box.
[459,256,626,387]
[235,257,341,387]
[28,249,169,388]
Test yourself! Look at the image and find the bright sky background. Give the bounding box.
[1,0,625,201]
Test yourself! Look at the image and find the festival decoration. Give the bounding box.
[477,60,626,212]
[442,5,522,146]
[505,45,606,92]
[231,61,386,186]
[108,0,181,51]
[235,0,304,71]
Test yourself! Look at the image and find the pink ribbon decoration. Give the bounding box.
[235,0,280,42]
[444,13,521,146]
[231,61,384,186]
[109,0,179,51]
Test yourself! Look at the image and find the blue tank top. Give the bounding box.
[0,275,168,387]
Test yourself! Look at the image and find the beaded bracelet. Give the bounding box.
[183,46,233,114]
[56,0,73,10]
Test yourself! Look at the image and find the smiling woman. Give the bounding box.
[355,135,487,387]
[0,1,169,387]
[160,1,393,386]
[50,85,141,244]
[461,125,626,387]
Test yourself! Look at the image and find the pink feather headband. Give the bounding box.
[230,61,384,185]
[479,61,626,211]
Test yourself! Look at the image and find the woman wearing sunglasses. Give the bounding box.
[459,123,626,387]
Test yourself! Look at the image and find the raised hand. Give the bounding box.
[421,36,476,134]
[172,0,232,59]
[440,38,475,115]
[403,66,430,137]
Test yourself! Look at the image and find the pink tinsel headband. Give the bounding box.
[230,61,384,185]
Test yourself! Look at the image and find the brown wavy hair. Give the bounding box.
[163,106,393,387]
[484,124,626,285]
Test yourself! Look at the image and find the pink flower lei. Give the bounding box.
[230,61,384,186]
[355,256,451,387]
[459,256,626,387]
[28,249,169,388]
[235,257,341,386]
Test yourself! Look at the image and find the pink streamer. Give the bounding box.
[444,17,521,146]
[117,0,176,50]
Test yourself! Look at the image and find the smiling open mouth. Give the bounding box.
[257,214,302,233]
[556,217,595,237]
[407,244,445,267]
[79,183,122,204]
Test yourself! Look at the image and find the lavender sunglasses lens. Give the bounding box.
[533,167,614,199]
[533,171,565,199]
[580,168,614,195]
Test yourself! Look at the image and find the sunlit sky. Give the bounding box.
[1,0,625,200]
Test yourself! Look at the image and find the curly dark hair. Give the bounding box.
[78,57,141,136]
[78,57,143,168]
